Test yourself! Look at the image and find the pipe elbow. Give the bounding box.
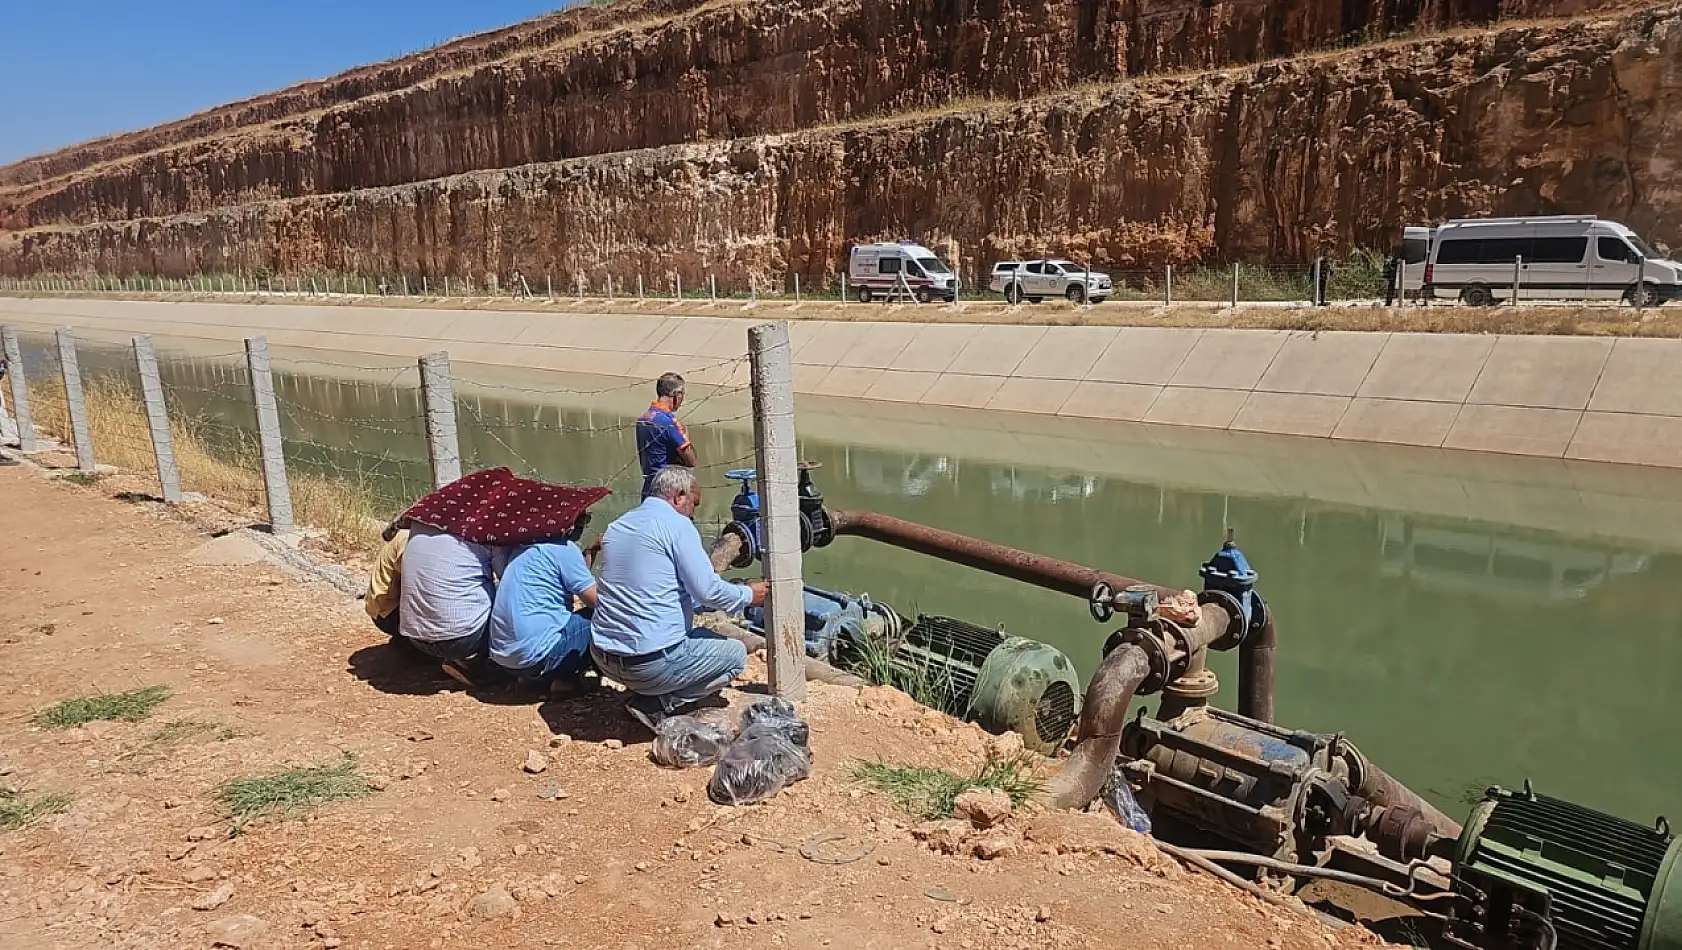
[1044,645,1150,810]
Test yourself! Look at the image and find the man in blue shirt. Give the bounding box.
[489,513,598,692]
[636,373,698,499]
[591,466,767,730]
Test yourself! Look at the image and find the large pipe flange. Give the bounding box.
[1103,626,1173,695]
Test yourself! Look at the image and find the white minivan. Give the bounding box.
[847,242,958,304]
[1418,216,1680,306]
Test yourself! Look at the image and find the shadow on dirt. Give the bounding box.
[537,692,652,745]
[346,642,458,697]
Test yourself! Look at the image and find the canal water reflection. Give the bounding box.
[37,335,1682,823]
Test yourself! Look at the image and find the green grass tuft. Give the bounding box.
[853,752,1043,820]
[841,629,963,715]
[35,685,172,729]
[0,786,72,831]
[217,756,368,827]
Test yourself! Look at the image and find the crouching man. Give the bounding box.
[489,512,599,693]
[397,523,507,683]
[590,466,767,730]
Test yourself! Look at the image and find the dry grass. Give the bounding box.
[26,374,383,555]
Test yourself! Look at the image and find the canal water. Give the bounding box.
[24,333,1682,825]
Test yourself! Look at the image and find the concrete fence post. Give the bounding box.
[675,274,682,300]
[747,321,806,701]
[794,273,801,304]
[1230,263,1240,309]
[1310,258,1322,306]
[55,328,97,471]
[546,274,553,299]
[1165,264,1174,306]
[419,350,463,489]
[840,273,847,302]
[638,275,644,301]
[1512,255,1523,305]
[244,336,294,534]
[1,325,34,451]
[132,335,183,503]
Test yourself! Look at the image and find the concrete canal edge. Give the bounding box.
[3,296,1681,469]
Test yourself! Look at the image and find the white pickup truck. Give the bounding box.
[989,259,1112,304]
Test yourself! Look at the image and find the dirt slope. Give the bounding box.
[0,459,1385,949]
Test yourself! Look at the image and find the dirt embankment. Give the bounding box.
[0,457,1383,949]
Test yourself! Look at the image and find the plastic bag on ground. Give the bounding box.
[738,697,810,748]
[1102,768,1153,834]
[707,731,812,806]
[650,715,734,769]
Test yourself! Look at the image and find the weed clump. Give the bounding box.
[854,752,1043,820]
[35,685,172,729]
[0,786,72,831]
[218,756,368,827]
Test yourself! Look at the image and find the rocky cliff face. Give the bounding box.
[0,0,1672,279]
[0,0,1630,231]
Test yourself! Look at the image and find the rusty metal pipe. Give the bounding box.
[708,531,744,574]
[1046,604,1232,810]
[1238,614,1276,724]
[829,508,1176,601]
[1356,760,1462,840]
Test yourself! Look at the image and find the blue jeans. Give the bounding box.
[592,629,748,712]
[501,614,594,683]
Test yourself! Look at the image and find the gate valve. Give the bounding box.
[725,464,828,566]
[1198,528,1266,646]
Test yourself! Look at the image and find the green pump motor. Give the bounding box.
[1450,784,1682,950]
[840,613,1082,756]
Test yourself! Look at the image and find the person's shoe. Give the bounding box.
[624,694,668,733]
[440,660,477,689]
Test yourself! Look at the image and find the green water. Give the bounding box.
[27,334,1682,825]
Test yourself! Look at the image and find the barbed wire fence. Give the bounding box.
[0,327,769,551]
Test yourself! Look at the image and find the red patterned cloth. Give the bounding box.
[400,467,610,546]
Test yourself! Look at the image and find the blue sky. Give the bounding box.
[0,0,574,166]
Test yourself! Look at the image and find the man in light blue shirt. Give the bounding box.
[490,514,598,691]
[591,466,767,730]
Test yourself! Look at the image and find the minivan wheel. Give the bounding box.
[1461,284,1495,307]
[1066,284,1087,305]
[856,286,873,304]
[914,287,933,305]
[1004,282,1023,305]
[1626,281,1660,308]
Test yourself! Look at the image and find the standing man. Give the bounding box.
[636,372,698,499]
[590,466,767,730]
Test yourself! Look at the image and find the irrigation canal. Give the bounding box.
[19,332,1682,823]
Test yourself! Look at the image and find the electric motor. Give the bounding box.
[1451,784,1682,950]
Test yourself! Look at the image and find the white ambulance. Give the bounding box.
[847,242,959,304]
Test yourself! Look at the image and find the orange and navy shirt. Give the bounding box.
[635,403,690,498]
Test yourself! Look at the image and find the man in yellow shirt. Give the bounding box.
[366,523,409,636]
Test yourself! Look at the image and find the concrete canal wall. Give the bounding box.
[3,297,1681,469]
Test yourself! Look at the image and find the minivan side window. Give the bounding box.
[1529,237,1588,263]
[1598,237,1636,263]
[1436,239,1482,264]
[879,258,901,275]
